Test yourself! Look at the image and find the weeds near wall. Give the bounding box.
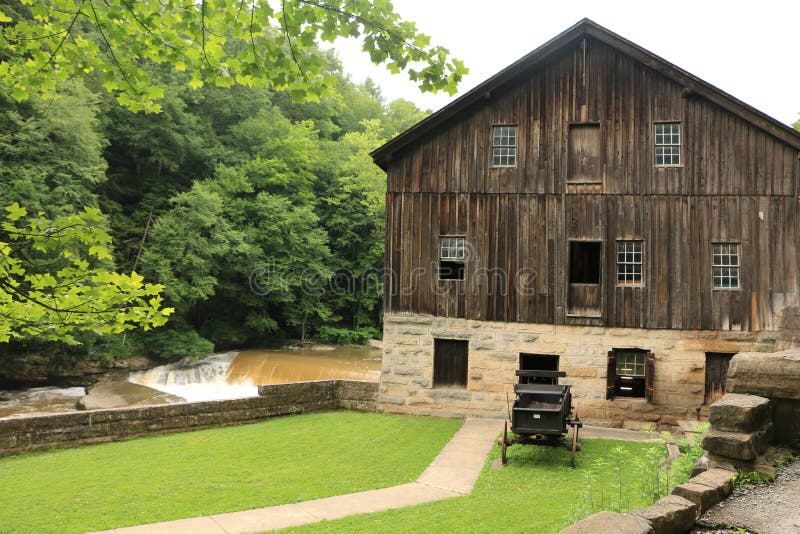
[568,423,709,522]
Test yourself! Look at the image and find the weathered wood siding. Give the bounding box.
[384,37,800,331]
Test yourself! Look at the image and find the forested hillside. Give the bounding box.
[0,55,428,363]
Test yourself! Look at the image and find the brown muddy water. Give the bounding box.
[0,346,381,418]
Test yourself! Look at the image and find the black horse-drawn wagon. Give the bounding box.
[500,369,583,466]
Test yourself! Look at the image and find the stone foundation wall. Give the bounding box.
[0,380,377,457]
[379,313,769,429]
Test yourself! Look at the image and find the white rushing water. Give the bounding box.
[127,351,259,402]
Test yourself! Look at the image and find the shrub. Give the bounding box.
[316,326,378,345]
[141,329,215,360]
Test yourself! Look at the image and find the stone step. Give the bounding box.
[708,393,771,433]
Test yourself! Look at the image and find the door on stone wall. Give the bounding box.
[705,352,735,405]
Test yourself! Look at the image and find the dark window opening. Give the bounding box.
[705,352,735,405]
[439,261,465,281]
[569,241,601,284]
[519,354,559,385]
[434,339,468,389]
[607,349,654,401]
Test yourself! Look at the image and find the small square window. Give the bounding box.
[617,240,644,286]
[712,243,740,289]
[491,126,517,167]
[439,236,466,280]
[654,123,680,166]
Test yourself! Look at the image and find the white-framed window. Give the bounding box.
[439,236,465,280]
[712,243,740,289]
[440,237,465,260]
[617,350,646,378]
[654,123,681,166]
[491,126,517,167]
[616,240,644,286]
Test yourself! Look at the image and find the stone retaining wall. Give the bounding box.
[0,380,377,457]
[381,313,766,429]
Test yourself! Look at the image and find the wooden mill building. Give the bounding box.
[370,19,800,428]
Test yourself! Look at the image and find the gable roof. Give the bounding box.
[371,18,800,170]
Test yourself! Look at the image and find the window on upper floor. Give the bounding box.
[616,240,644,286]
[491,126,517,167]
[439,236,465,280]
[654,122,681,166]
[712,243,740,289]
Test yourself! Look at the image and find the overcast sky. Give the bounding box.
[330,0,799,126]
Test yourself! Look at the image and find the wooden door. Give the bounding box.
[568,124,601,183]
[705,352,735,405]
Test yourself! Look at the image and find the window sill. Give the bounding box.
[616,283,645,288]
[654,164,683,169]
[711,287,741,291]
[489,165,517,169]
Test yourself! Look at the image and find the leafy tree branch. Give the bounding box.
[0,203,173,344]
[0,0,467,112]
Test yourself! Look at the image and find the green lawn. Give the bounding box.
[281,438,673,534]
[0,412,462,534]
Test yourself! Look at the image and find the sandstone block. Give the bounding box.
[701,425,772,460]
[379,396,406,405]
[708,393,771,433]
[671,468,734,512]
[559,511,652,534]
[631,494,697,534]
[727,349,800,400]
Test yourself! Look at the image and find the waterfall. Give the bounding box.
[128,351,259,402]
[128,347,380,403]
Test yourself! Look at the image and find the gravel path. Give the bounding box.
[697,460,800,534]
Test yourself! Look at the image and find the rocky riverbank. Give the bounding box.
[0,353,161,389]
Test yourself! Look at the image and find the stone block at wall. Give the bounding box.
[0,380,377,457]
[727,349,800,400]
[380,313,762,428]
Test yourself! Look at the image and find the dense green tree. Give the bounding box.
[318,120,386,334]
[381,98,430,138]
[0,1,435,356]
[0,80,107,217]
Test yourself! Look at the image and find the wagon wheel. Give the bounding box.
[501,420,508,465]
[570,414,581,468]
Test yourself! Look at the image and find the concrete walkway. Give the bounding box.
[94,418,504,534]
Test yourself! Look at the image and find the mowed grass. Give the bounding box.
[0,411,462,534]
[281,438,663,534]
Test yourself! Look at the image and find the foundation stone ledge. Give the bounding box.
[384,314,434,325]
